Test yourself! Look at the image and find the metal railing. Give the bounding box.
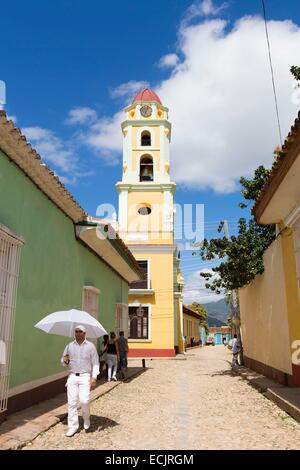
[0,228,22,413]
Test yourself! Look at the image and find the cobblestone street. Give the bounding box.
[24,347,300,450]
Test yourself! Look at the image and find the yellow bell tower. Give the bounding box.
[116,88,183,357]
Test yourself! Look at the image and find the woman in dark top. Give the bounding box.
[106,332,119,382]
[99,334,109,380]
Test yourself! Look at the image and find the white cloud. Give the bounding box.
[66,107,97,125]
[59,170,94,185]
[110,80,149,99]
[183,268,225,304]
[158,53,179,68]
[23,126,95,183]
[88,14,300,193]
[81,112,124,165]
[65,106,123,165]
[157,17,300,192]
[74,82,149,163]
[183,0,228,26]
[23,126,78,173]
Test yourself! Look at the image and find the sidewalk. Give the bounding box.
[234,365,300,423]
[0,365,144,450]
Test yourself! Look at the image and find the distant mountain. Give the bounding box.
[207,316,225,327]
[202,298,229,325]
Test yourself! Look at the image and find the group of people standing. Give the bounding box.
[99,331,129,382]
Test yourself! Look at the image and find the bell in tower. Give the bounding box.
[140,156,153,182]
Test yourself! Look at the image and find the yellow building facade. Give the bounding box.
[183,305,202,347]
[116,88,184,356]
[239,111,300,386]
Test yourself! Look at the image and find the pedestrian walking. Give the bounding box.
[107,332,119,382]
[183,335,187,352]
[62,325,99,437]
[231,333,241,367]
[116,331,129,379]
[99,334,109,380]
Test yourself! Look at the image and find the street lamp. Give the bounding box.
[136,304,144,318]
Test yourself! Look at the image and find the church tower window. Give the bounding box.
[141,131,151,146]
[140,156,153,182]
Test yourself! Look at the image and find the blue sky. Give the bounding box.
[1,0,300,302]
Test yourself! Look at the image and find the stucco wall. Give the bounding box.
[239,237,292,374]
[127,191,173,244]
[128,252,174,350]
[0,150,128,389]
[183,314,200,344]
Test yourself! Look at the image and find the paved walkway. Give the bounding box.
[14,347,300,450]
[0,366,144,450]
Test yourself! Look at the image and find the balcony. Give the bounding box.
[129,279,154,296]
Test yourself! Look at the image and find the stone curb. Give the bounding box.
[128,355,187,361]
[0,367,145,450]
[234,366,300,423]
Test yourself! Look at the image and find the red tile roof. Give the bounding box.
[253,110,300,221]
[183,305,202,319]
[132,88,162,104]
[0,110,86,222]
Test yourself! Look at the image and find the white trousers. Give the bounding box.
[107,354,117,380]
[67,373,90,430]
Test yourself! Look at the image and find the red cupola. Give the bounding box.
[132,88,162,105]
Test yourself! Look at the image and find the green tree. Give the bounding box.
[188,302,209,333]
[291,65,300,83]
[197,165,276,293]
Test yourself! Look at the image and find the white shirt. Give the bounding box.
[232,338,240,354]
[61,339,99,379]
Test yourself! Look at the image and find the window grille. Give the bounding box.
[128,305,149,339]
[0,225,23,413]
[82,286,100,319]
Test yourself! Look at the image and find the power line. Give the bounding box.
[262,0,283,146]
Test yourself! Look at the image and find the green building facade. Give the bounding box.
[0,111,141,419]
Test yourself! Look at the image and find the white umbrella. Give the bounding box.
[34,309,108,339]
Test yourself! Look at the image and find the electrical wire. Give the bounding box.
[262,0,283,146]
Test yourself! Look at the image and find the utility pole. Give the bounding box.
[218,220,243,365]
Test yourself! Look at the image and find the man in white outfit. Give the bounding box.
[231,333,241,367]
[62,325,99,437]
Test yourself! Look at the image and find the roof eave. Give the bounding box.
[0,111,86,223]
[253,110,300,224]
[75,222,144,283]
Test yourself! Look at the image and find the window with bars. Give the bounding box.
[82,286,100,319]
[128,305,149,339]
[0,225,23,413]
[293,221,300,299]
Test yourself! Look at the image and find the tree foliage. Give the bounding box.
[198,165,276,293]
[188,302,209,333]
[291,65,300,83]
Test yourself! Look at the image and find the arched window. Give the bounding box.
[140,156,153,182]
[141,131,151,146]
